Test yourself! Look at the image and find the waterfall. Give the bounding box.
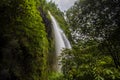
[48,11,71,72]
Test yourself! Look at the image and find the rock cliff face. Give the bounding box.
[0,0,49,80]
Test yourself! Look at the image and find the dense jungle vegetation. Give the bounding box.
[0,0,49,80]
[0,0,120,80]
[60,0,120,80]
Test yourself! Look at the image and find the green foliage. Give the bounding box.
[48,72,63,80]
[60,0,120,79]
[66,0,120,42]
[0,0,49,80]
[61,46,120,80]
[66,0,120,68]
[1,0,119,80]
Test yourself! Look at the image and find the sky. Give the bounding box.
[46,0,77,11]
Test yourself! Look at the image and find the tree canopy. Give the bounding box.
[66,0,120,68]
[60,0,120,80]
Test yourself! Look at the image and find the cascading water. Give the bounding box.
[48,11,71,72]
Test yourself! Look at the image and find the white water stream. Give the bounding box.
[48,11,71,72]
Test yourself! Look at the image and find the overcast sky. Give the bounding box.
[46,0,77,11]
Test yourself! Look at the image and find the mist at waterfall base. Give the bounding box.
[48,11,71,72]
